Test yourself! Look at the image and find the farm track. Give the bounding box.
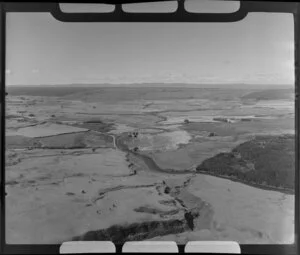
[91,183,159,203]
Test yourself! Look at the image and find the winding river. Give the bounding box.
[115,133,194,175]
[112,131,294,194]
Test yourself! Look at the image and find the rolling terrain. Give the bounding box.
[5,85,295,244]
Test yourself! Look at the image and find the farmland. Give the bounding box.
[5,85,295,244]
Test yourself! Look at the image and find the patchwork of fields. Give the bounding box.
[5,85,295,244]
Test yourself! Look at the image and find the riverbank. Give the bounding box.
[115,132,294,194]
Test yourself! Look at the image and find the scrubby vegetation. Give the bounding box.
[73,219,187,243]
[213,117,229,123]
[73,121,114,133]
[85,119,104,124]
[208,132,217,137]
[6,131,114,150]
[196,134,295,192]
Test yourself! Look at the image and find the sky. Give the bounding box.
[5,1,295,86]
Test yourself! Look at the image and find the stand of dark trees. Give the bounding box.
[196,135,295,191]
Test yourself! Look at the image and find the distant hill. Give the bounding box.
[6,84,292,97]
[196,134,295,193]
[6,86,89,97]
[241,88,294,101]
[6,85,249,101]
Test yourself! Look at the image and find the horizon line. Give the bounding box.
[6,82,294,87]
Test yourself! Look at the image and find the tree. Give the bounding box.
[208,132,217,137]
